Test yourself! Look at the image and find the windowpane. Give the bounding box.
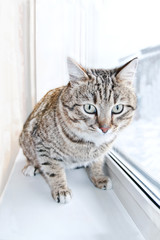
[114,47,160,185]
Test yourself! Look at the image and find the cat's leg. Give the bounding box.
[86,158,112,190]
[20,132,39,176]
[39,157,72,204]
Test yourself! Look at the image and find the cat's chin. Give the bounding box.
[93,129,116,147]
[75,128,116,147]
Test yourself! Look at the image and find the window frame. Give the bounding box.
[105,151,160,240]
[109,149,160,208]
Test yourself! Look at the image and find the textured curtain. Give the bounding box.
[0,0,35,197]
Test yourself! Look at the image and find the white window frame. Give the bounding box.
[27,0,37,107]
[106,151,160,240]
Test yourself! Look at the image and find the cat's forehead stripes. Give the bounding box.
[89,68,111,78]
[86,68,115,103]
[86,68,134,107]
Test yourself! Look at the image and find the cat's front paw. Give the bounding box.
[51,188,72,204]
[22,164,39,177]
[91,176,112,190]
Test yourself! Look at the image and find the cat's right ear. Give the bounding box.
[67,57,88,86]
[115,58,138,84]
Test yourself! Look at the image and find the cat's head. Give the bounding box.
[60,57,137,145]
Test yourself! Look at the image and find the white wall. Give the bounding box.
[36,0,160,100]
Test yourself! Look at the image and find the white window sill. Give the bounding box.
[0,150,145,240]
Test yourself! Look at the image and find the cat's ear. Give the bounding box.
[115,58,138,84]
[67,57,88,85]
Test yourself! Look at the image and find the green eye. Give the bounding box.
[112,104,124,114]
[83,104,97,114]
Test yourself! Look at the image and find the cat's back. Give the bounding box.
[31,86,64,119]
[25,87,63,125]
[19,86,64,144]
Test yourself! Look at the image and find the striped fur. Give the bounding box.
[19,57,137,203]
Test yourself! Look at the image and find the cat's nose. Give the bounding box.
[99,124,110,133]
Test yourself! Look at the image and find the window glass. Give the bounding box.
[114,47,160,185]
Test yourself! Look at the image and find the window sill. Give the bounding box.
[0,150,145,240]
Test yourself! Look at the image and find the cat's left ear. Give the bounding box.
[115,58,138,84]
[67,57,88,85]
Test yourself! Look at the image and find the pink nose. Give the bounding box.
[99,125,110,133]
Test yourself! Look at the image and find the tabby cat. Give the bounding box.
[19,57,137,203]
